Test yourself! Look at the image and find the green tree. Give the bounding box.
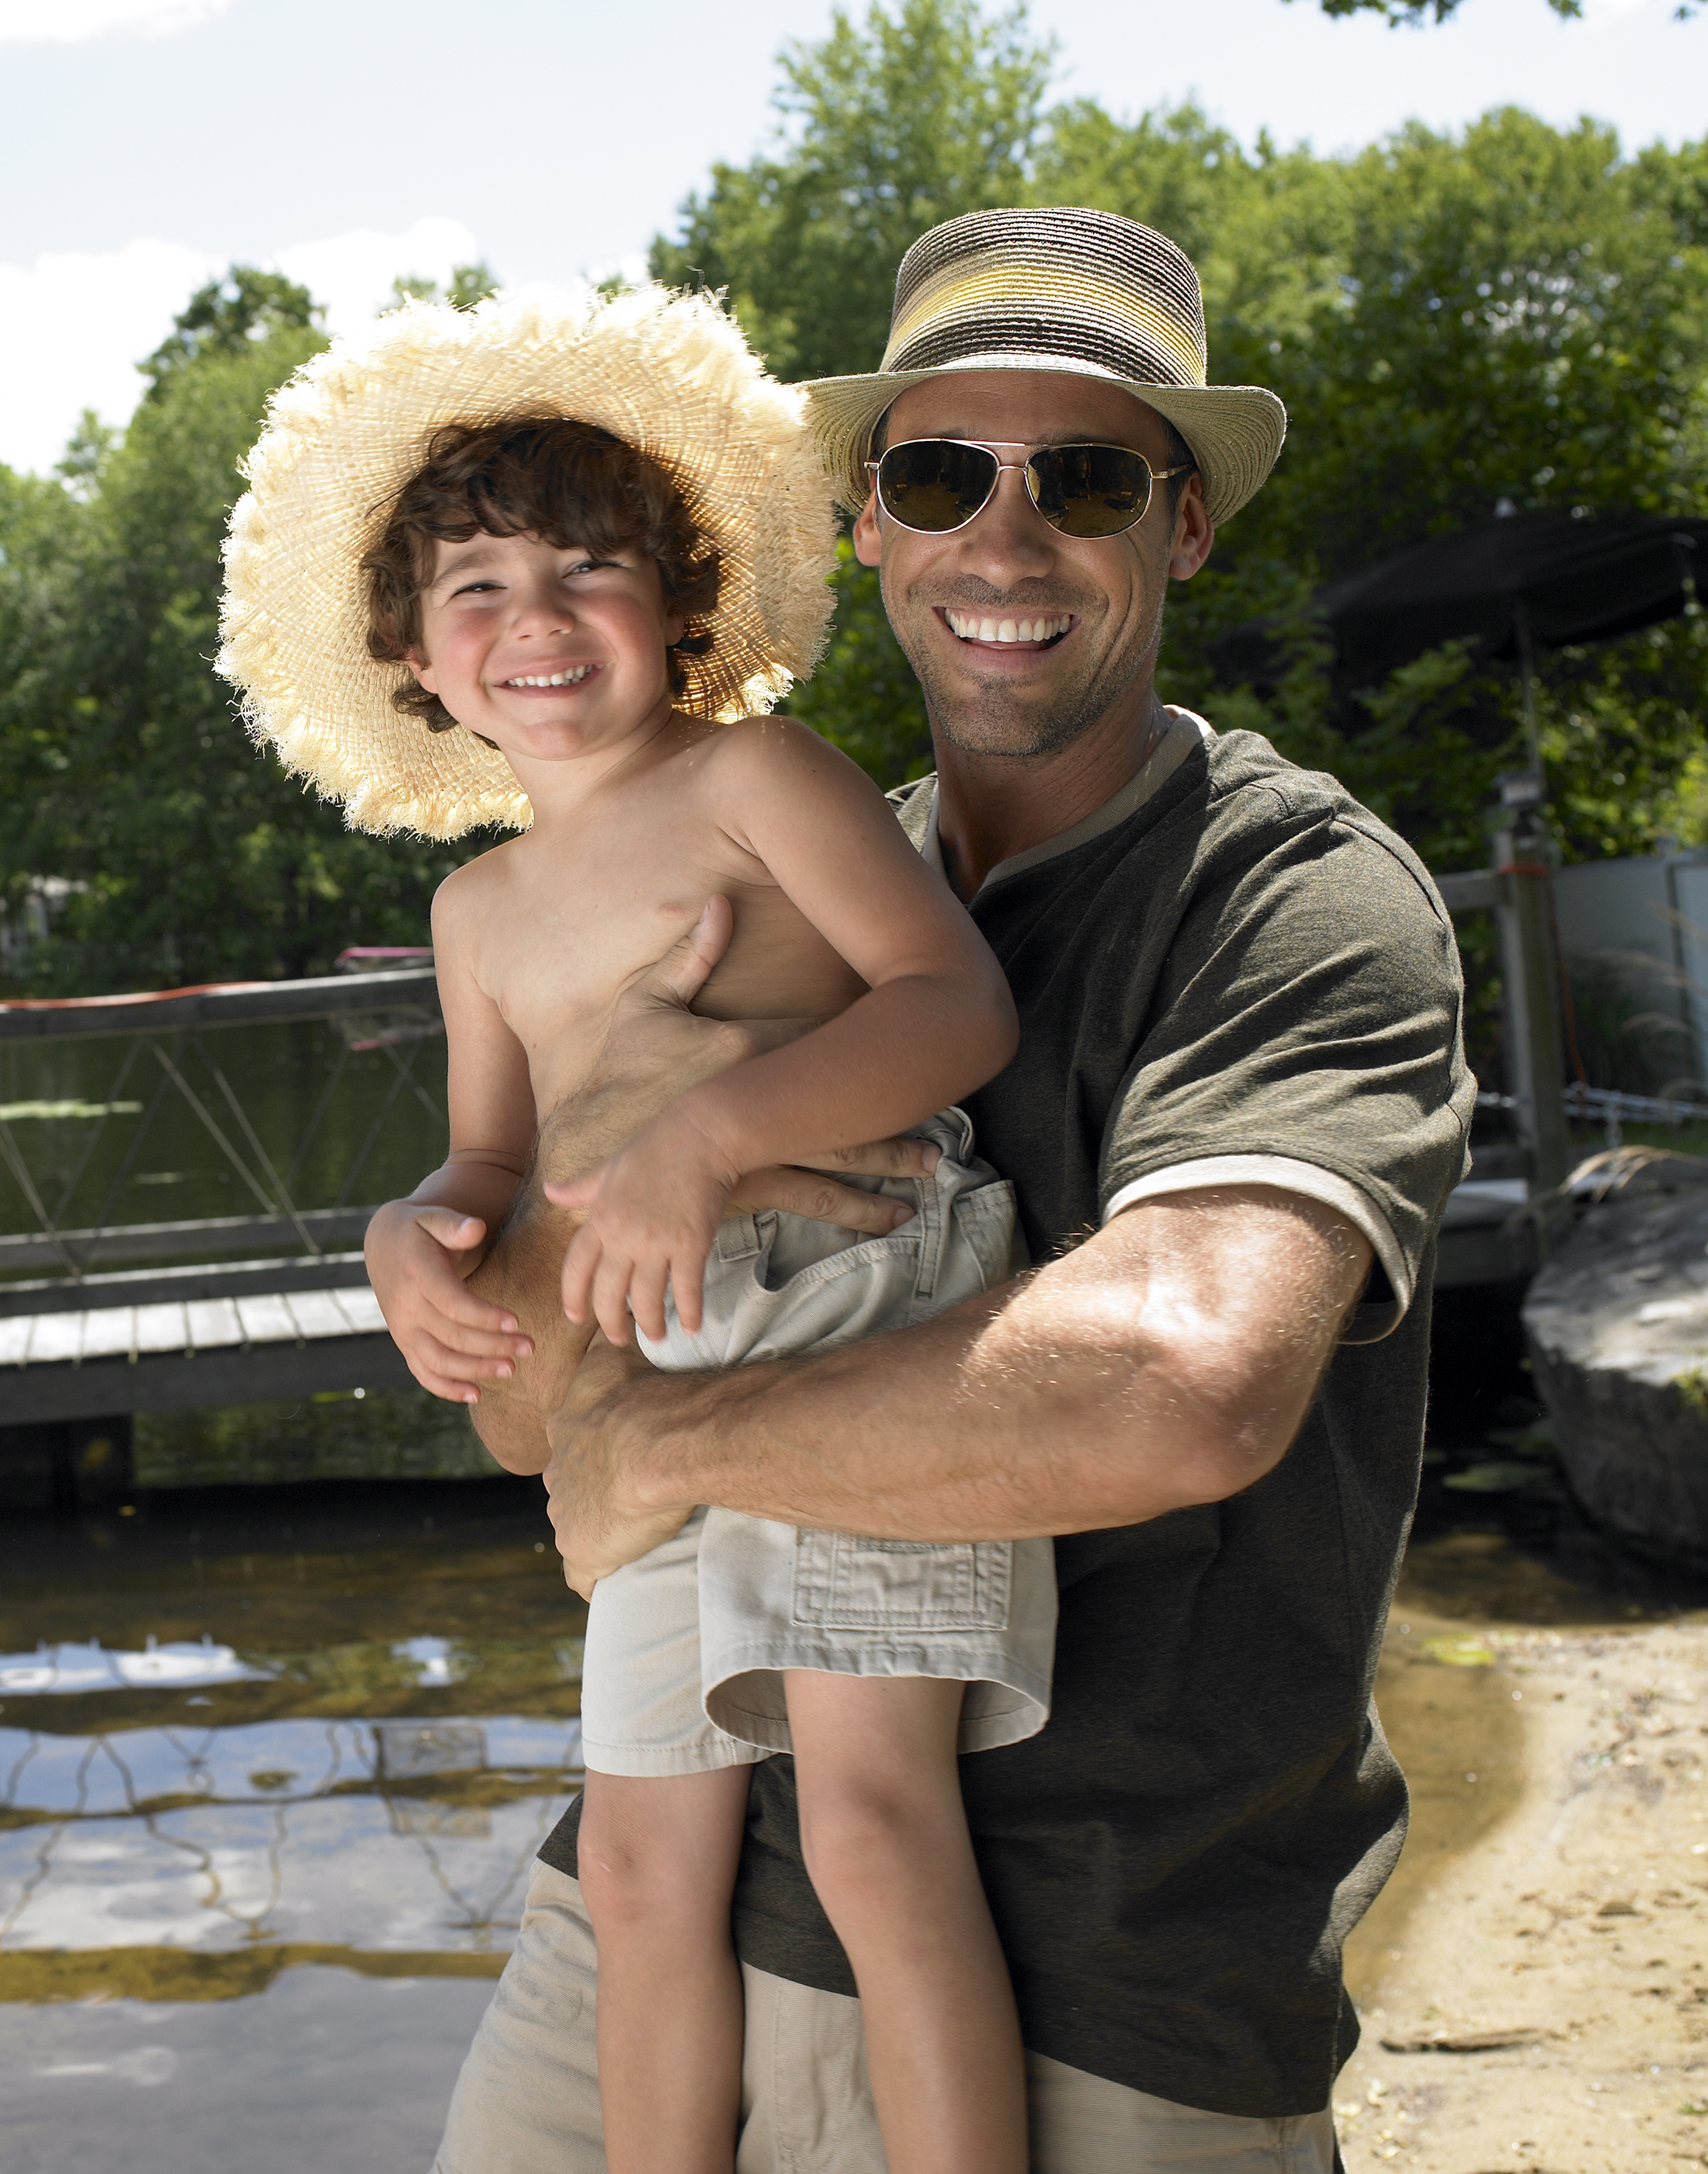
[1,273,485,994]
[140,267,323,397]
[387,261,500,313]
[651,0,1053,380]
[654,5,1708,887]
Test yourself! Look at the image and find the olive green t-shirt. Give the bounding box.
[540,715,1474,2119]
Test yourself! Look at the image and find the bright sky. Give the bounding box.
[0,0,1698,475]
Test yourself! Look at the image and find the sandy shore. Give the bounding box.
[1338,1533,1708,2171]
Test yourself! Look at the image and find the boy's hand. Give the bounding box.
[554,1106,738,1345]
[365,1199,533,1404]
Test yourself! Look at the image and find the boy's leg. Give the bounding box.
[578,1764,753,2174]
[783,1670,1029,2174]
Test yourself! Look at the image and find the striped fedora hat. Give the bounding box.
[803,207,1286,529]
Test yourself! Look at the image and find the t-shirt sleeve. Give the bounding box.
[1099,804,1474,1343]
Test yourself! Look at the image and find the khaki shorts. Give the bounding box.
[431,1863,1345,2174]
[580,1111,1057,1777]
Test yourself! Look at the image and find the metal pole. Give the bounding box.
[1495,820,1572,1242]
[1512,597,1544,786]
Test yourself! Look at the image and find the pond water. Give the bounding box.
[4,1359,1707,2172]
[0,1476,581,2173]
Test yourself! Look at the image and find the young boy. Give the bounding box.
[219,287,1055,2174]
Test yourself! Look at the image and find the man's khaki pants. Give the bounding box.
[432,1863,1342,2172]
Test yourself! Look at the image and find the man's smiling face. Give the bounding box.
[852,370,1212,760]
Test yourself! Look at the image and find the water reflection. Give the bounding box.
[0,1473,580,2168]
[0,1710,580,1972]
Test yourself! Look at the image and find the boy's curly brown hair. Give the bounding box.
[363,415,721,733]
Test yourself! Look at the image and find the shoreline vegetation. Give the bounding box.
[2,5,1705,1088]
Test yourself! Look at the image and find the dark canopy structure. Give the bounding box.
[1312,509,1707,682]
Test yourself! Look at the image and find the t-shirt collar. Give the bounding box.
[914,708,1212,898]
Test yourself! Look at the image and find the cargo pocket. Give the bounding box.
[946,1176,1019,1292]
[791,1527,1012,1631]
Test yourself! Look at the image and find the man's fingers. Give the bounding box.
[627,896,734,1012]
[731,1165,915,1234]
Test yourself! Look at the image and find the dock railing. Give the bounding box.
[0,964,443,1287]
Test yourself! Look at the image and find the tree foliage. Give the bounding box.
[651,2,1708,877]
[0,280,486,993]
[5,0,1706,997]
[650,0,1053,380]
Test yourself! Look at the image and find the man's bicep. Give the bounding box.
[1079,1183,1373,1497]
[1102,823,1470,1333]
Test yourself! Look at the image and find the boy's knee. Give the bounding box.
[798,1778,957,1912]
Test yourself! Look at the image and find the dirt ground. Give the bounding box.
[1338,1531,1708,2172]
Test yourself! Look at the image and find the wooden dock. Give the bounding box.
[0,1252,411,1426]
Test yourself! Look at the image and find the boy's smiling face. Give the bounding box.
[409,529,685,765]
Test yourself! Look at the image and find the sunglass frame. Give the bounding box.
[866,438,1195,538]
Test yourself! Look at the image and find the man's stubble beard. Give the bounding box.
[884,564,1169,762]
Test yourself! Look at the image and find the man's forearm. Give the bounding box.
[566,1186,1373,1543]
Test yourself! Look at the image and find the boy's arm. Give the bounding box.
[403,900,948,1453]
[558,723,1019,1342]
[365,879,539,1405]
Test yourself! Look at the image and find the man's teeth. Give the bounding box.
[944,611,1071,644]
[506,666,593,687]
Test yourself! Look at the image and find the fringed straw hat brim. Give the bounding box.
[219,287,838,840]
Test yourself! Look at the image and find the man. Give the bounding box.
[428,207,1472,2172]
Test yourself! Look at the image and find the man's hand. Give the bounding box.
[364,1197,533,1405]
[536,1185,1376,1563]
[463,899,933,1471]
[544,1335,693,1598]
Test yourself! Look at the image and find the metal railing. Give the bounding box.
[0,967,444,1287]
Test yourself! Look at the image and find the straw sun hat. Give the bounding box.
[219,286,838,840]
[803,207,1287,530]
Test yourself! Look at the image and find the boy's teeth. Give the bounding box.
[507,666,592,686]
[944,611,1071,644]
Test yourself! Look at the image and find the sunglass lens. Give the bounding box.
[877,442,1001,532]
[1027,445,1153,537]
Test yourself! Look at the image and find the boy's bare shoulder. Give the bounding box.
[430,838,524,943]
[694,714,867,797]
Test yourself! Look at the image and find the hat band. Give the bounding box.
[884,311,1204,391]
[882,255,1206,389]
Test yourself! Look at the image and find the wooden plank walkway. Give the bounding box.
[0,1255,411,1425]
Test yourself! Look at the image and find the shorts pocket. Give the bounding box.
[946,1176,1019,1292]
[791,1527,1012,1631]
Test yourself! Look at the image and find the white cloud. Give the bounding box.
[0,0,231,45]
[0,218,491,476]
[275,216,483,337]
[0,237,217,474]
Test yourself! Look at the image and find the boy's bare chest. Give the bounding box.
[470,807,865,1106]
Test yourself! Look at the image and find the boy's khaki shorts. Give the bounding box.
[580,1111,1057,1777]
[431,1863,1345,2174]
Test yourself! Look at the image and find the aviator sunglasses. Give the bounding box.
[867,438,1193,540]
